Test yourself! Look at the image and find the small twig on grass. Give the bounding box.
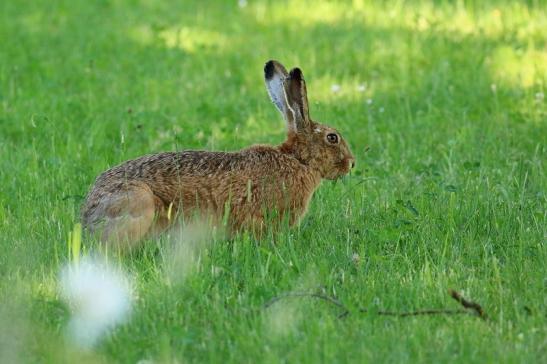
[449,289,487,319]
[340,308,469,319]
[264,289,487,320]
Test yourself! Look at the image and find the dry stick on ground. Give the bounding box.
[449,289,488,319]
[263,289,487,320]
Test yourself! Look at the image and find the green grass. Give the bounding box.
[1,0,546,362]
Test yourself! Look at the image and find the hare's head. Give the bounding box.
[265,60,355,180]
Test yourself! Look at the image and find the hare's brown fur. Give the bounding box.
[82,60,354,249]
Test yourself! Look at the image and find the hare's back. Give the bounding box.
[99,151,241,179]
[98,147,306,180]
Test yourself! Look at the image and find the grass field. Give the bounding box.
[1,0,546,362]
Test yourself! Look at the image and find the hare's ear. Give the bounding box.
[284,67,311,131]
[264,60,297,132]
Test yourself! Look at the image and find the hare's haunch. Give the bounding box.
[82,60,355,249]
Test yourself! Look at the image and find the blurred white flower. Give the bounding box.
[535,92,544,102]
[136,359,155,364]
[490,83,497,93]
[379,107,385,113]
[356,84,366,92]
[211,265,224,277]
[331,84,341,93]
[264,300,300,337]
[60,257,133,349]
[238,0,247,8]
[163,219,220,285]
[366,98,373,105]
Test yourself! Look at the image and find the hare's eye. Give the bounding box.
[326,133,339,144]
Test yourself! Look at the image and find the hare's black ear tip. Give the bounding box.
[264,60,276,80]
[289,67,304,81]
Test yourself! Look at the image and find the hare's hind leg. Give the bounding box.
[88,183,160,250]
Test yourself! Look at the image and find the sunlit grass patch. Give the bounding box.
[130,25,228,53]
[488,46,547,88]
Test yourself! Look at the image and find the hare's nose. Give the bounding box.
[350,160,355,169]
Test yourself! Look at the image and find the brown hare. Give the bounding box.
[81,60,355,249]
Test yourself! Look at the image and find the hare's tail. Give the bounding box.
[83,181,168,249]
